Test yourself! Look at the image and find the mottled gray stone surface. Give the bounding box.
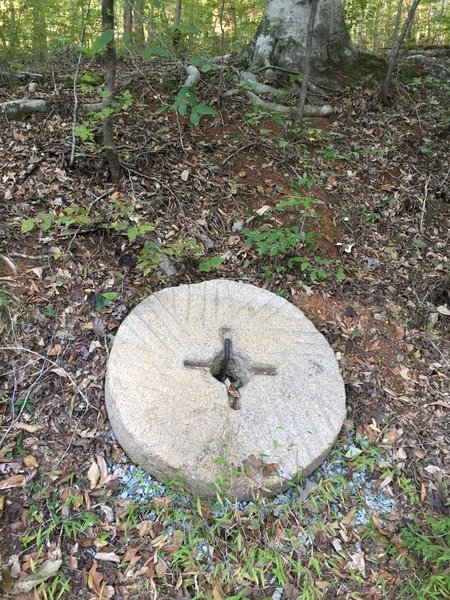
[105,280,346,499]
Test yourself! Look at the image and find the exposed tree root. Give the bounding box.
[245,91,333,117]
[240,71,289,99]
[240,71,334,117]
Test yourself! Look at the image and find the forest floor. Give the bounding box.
[0,52,449,600]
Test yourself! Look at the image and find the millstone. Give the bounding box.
[105,280,346,500]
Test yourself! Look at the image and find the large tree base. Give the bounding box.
[244,0,356,71]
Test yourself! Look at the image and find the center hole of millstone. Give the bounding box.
[209,342,250,389]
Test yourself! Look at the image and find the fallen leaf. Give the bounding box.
[11,559,62,594]
[396,447,407,460]
[331,538,343,554]
[379,475,393,490]
[347,550,366,577]
[136,520,153,537]
[0,474,26,490]
[424,465,443,476]
[14,423,44,433]
[94,552,121,563]
[96,454,108,478]
[372,514,391,537]
[243,454,264,475]
[123,547,141,563]
[341,508,357,527]
[436,305,450,316]
[51,367,68,378]
[88,560,105,596]
[180,169,190,181]
[23,455,38,468]
[212,586,223,600]
[87,462,100,489]
[420,482,427,502]
[154,557,167,576]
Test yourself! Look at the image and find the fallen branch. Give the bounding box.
[0,99,51,120]
[0,97,119,121]
[0,70,43,80]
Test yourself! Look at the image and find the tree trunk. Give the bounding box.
[123,0,133,44]
[296,0,319,122]
[245,0,356,75]
[101,0,121,182]
[133,0,145,49]
[379,0,421,105]
[174,0,182,29]
[32,1,48,61]
[173,0,182,47]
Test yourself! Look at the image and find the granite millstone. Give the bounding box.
[105,280,346,500]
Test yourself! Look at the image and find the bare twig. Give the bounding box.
[222,143,257,165]
[419,174,431,233]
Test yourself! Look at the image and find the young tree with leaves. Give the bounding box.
[102,0,121,182]
[378,0,421,105]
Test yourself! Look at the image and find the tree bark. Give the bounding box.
[296,0,319,122]
[173,0,183,47]
[174,0,182,29]
[379,0,421,105]
[123,0,133,44]
[245,0,356,78]
[133,0,145,49]
[1,99,50,120]
[102,0,121,182]
[32,1,48,60]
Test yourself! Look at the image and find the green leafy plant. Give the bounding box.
[20,200,155,244]
[245,106,286,127]
[198,256,225,272]
[38,574,71,600]
[276,194,317,214]
[94,291,117,310]
[287,256,331,282]
[399,515,450,599]
[142,44,171,59]
[20,205,91,234]
[137,237,203,275]
[244,225,317,257]
[81,29,113,57]
[157,85,218,126]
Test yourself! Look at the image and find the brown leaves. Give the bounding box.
[0,474,27,490]
[10,559,62,595]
